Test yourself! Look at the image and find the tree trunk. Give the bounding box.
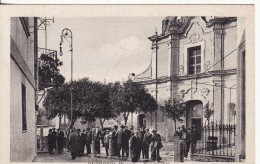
[70,118,76,129]
[124,117,128,125]
[59,115,62,129]
[123,112,129,125]
[99,118,105,129]
[174,120,177,131]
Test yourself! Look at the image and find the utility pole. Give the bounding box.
[155,29,158,130]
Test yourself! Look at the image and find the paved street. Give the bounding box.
[34,151,122,162]
[34,142,193,162]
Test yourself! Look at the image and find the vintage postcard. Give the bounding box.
[0,4,255,163]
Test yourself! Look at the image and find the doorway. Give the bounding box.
[192,118,202,140]
[185,100,203,140]
[137,114,146,130]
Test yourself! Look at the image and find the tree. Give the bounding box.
[38,53,65,90]
[87,81,119,129]
[109,81,129,125]
[162,98,186,131]
[43,78,120,129]
[204,101,214,125]
[110,80,157,125]
[43,78,95,128]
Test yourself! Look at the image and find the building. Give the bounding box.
[129,16,245,161]
[10,17,38,162]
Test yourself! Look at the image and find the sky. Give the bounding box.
[38,17,164,83]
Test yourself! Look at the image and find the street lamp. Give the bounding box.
[59,28,73,128]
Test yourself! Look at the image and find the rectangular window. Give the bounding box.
[188,46,201,74]
[22,83,27,132]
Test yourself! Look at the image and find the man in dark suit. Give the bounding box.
[150,129,163,162]
[47,129,54,154]
[117,125,125,157]
[123,126,131,158]
[142,128,151,160]
[92,125,102,154]
[79,130,86,156]
[76,129,81,156]
[111,125,118,156]
[52,128,57,151]
[138,127,145,159]
[68,129,79,160]
[85,127,92,155]
[129,130,141,162]
[57,129,64,154]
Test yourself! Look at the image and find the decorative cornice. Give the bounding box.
[135,69,237,85]
[148,17,237,43]
[206,17,237,27]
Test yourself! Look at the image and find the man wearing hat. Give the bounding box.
[129,130,141,162]
[52,128,57,151]
[92,125,102,154]
[57,128,64,154]
[68,129,79,160]
[111,125,118,156]
[150,129,163,162]
[138,127,145,159]
[85,127,92,155]
[76,129,82,156]
[117,125,125,157]
[142,128,151,160]
[79,130,86,156]
[123,126,131,158]
[47,129,54,154]
[104,130,110,156]
[184,128,191,159]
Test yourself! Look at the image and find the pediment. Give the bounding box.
[182,17,207,38]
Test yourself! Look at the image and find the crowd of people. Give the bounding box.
[47,128,66,154]
[47,125,164,162]
[46,124,199,162]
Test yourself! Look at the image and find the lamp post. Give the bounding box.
[59,28,73,128]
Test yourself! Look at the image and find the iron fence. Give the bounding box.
[192,122,236,157]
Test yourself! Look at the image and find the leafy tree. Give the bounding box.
[109,81,128,124]
[38,53,65,90]
[43,78,120,129]
[110,80,157,125]
[87,81,119,129]
[162,98,186,131]
[204,101,214,125]
[43,78,95,128]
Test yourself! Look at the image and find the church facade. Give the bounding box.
[128,17,244,146]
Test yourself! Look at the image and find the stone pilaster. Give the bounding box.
[213,23,225,123]
[235,33,246,161]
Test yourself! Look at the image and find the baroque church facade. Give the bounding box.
[127,16,245,152]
